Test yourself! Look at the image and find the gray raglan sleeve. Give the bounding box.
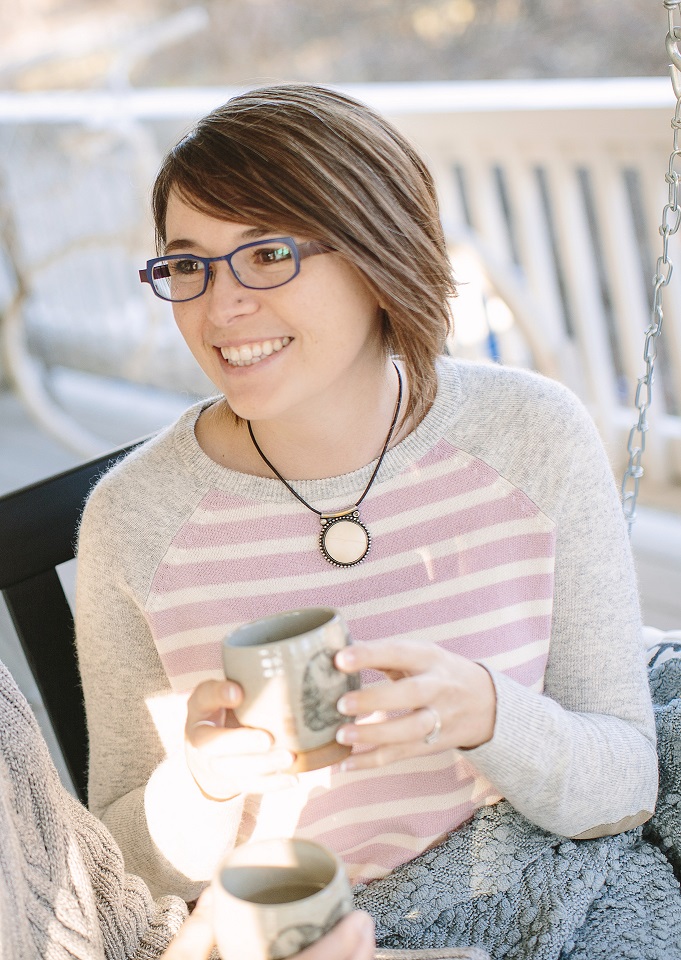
[75,468,245,902]
[465,392,658,838]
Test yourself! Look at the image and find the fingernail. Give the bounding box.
[335,648,357,670]
[339,757,356,772]
[337,694,356,715]
[336,724,357,745]
[222,682,239,706]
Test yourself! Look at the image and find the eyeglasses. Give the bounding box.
[139,237,333,303]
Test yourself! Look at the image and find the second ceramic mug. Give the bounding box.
[222,606,360,772]
[212,837,353,960]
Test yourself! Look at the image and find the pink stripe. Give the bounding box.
[298,763,477,825]
[173,509,320,549]
[367,454,501,519]
[503,652,548,688]
[160,642,223,679]
[349,573,554,642]
[153,525,554,596]
[342,837,454,879]
[308,803,477,851]
[162,448,541,565]
[161,614,551,684]
[188,441,494,519]
[435,615,551,662]
[171,500,543,589]
[149,565,552,645]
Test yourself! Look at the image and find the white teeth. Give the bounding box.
[220,337,292,366]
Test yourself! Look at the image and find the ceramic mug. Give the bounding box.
[222,606,359,772]
[212,837,354,960]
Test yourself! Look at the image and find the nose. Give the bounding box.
[204,259,258,321]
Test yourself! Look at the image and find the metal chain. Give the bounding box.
[621,0,681,533]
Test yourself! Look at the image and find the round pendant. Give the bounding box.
[319,512,371,567]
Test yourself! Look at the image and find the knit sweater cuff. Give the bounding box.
[144,753,246,900]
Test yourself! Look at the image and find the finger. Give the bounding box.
[340,742,424,772]
[296,911,375,960]
[160,888,215,960]
[336,707,439,748]
[186,747,298,799]
[187,722,275,755]
[336,673,436,718]
[335,638,439,676]
[186,679,243,726]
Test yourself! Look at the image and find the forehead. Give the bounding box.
[163,191,273,253]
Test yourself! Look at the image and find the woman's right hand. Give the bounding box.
[185,679,297,800]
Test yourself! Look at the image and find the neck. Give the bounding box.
[246,358,406,481]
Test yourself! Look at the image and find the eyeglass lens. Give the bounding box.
[150,240,297,301]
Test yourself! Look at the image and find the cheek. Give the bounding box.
[171,305,200,344]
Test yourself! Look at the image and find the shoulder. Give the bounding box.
[436,357,609,515]
[439,356,597,448]
[78,401,209,552]
[442,356,587,421]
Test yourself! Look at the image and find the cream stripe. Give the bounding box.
[380,601,554,649]
[163,644,550,688]
[482,637,551,671]
[150,521,554,608]
[162,475,551,567]
[186,450,477,525]
[167,646,550,693]
[159,596,554,656]
[294,784,480,836]
[341,831,451,856]
[341,557,554,620]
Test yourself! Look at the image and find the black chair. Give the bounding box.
[0,439,145,804]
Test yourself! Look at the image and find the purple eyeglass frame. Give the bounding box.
[138,236,333,302]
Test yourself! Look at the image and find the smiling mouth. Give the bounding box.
[220,336,292,367]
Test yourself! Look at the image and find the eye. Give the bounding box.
[171,257,204,276]
[253,245,293,265]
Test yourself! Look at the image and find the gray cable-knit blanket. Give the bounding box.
[354,657,681,960]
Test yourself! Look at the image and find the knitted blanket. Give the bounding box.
[354,657,681,960]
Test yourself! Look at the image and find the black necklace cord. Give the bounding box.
[247,360,403,516]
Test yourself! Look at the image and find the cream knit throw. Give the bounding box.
[0,661,187,960]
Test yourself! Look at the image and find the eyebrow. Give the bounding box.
[163,225,281,255]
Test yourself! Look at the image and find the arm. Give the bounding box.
[75,485,246,901]
[470,405,657,837]
[334,400,657,838]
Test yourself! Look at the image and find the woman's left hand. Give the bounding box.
[333,638,496,770]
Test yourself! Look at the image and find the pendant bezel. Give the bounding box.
[319,511,371,567]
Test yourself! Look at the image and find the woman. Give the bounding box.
[75,83,657,907]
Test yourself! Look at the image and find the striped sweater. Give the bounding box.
[75,357,657,902]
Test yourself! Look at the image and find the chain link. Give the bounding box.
[621,0,681,532]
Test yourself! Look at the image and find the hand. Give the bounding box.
[296,911,375,960]
[334,638,497,771]
[160,892,374,960]
[160,887,214,960]
[185,679,297,800]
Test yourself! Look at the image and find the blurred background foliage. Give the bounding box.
[0,0,665,92]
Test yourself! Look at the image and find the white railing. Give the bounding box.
[0,79,679,494]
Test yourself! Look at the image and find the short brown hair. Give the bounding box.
[151,83,455,425]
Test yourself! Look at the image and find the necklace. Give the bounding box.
[247,361,403,568]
